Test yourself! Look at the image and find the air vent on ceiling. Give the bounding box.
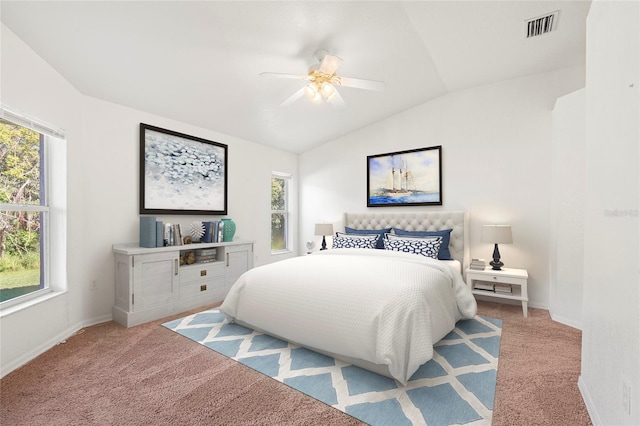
[525,11,559,38]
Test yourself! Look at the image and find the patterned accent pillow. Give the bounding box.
[392,228,453,260]
[383,234,443,258]
[332,232,379,249]
[345,227,392,249]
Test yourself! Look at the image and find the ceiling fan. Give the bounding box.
[260,49,385,108]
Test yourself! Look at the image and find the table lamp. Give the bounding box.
[314,223,334,251]
[481,224,513,270]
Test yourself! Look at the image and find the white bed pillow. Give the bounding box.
[332,232,379,249]
[383,234,443,258]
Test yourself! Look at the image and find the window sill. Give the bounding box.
[271,249,293,256]
[0,290,67,319]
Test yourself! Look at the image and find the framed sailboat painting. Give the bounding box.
[367,145,442,207]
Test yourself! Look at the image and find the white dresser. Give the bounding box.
[112,240,253,327]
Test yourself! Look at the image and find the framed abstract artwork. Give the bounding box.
[140,123,228,215]
[367,145,442,207]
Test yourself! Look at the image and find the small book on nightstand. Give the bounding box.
[473,282,495,291]
[469,258,487,270]
[494,283,513,294]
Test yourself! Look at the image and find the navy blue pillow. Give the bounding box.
[345,227,392,249]
[392,228,453,260]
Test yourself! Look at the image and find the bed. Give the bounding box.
[220,211,477,385]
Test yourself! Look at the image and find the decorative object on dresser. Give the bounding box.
[139,123,228,215]
[481,224,512,270]
[187,221,205,242]
[112,239,254,327]
[195,247,218,263]
[366,145,442,207]
[314,223,334,250]
[466,267,529,317]
[139,216,157,248]
[221,218,236,242]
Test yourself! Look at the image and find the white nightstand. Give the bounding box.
[466,267,529,317]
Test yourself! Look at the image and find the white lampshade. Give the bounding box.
[481,225,513,244]
[314,223,334,236]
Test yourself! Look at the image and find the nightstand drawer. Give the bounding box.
[476,274,527,286]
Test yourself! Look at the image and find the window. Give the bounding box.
[0,107,66,309]
[271,173,290,252]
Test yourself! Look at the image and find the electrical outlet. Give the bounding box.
[90,279,97,290]
[623,380,631,415]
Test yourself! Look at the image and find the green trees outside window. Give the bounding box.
[271,175,288,251]
[0,120,43,302]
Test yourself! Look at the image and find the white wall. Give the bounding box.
[550,88,585,329]
[299,67,585,309]
[1,23,84,377]
[579,1,640,425]
[0,23,298,376]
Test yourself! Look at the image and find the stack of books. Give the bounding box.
[195,248,218,263]
[470,258,487,270]
[202,221,225,243]
[473,282,495,292]
[494,283,513,294]
[163,223,184,246]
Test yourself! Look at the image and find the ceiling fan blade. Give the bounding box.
[280,86,305,107]
[260,72,307,80]
[328,90,346,109]
[338,76,386,92]
[319,54,343,75]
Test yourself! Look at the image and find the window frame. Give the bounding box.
[0,107,66,313]
[271,172,291,254]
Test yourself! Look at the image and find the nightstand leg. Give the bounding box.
[522,301,528,318]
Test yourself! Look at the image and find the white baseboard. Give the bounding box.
[549,311,583,331]
[0,313,112,379]
[578,375,600,425]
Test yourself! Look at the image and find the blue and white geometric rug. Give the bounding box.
[163,309,502,426]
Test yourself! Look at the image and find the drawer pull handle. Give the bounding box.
[493,276,497,280]
[200,285,207,291]
[200,270,207,277]
[175,259,178,275]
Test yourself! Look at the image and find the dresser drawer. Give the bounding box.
[179,280,225,299]
[180,262,224,284]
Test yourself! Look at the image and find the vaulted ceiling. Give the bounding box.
[1,1,590,153]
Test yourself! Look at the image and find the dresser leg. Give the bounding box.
[522,301,528,318]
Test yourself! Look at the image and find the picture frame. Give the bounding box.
[140,123,228,215]
[367,145,442,207]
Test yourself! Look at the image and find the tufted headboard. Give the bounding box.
[343,211,470,272]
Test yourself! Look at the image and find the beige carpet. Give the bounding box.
[0,301,591,425]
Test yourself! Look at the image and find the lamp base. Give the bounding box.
[320,236,328,251]
[490,243,504,270]
[490,260,504,270]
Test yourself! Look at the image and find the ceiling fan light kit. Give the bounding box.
[261,49,385,107]
[304,71,340,103]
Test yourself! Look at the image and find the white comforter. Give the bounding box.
[220,248,477,384]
